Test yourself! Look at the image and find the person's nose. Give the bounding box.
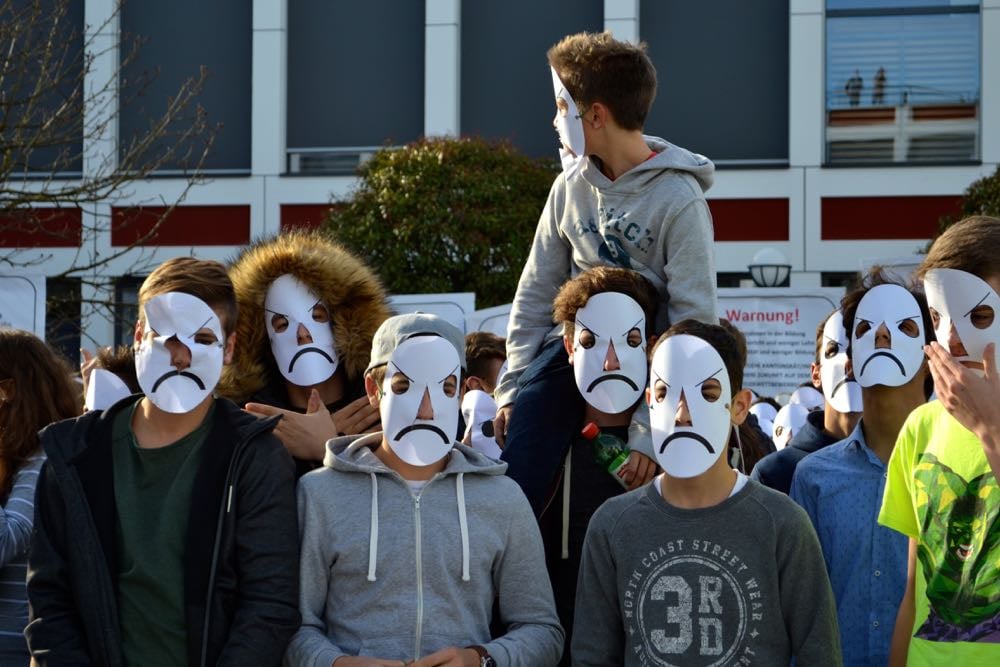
[297,322,313,346]
[946,321,968,358]
[674,390,693,427]
[603,341,621,372]
[416,388,434,420]
[875,322,892,349]
[164,336,191,371]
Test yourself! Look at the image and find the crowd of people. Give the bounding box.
[0,30,997,667]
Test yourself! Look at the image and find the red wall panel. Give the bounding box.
[280,204,333,232]
[708,198,789,241]
[0,208,82,247]
[821,196,962,240]
[111,205,250,246]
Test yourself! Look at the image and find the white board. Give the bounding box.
[0,274,46,339]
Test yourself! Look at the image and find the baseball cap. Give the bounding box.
[366,313,467,374]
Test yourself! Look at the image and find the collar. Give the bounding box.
[844,419,885,470]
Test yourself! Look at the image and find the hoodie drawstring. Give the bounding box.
[561,449,571,560]
[367,472,379,582]
[456,472,470,582]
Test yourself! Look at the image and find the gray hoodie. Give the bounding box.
[495,136,718,410]
[284,434,563,667]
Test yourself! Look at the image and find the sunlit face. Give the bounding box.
[264,274,338,387]
[851,284,926,388]
[380,335,461,467]
[135,292,225,414]
[819,311,862,413]
[924,268,1000,374]
[649,335,733,479]
[570,292,648,414]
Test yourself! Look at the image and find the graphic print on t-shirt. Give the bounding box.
[913,453,1000,642]
[626,538,766,666]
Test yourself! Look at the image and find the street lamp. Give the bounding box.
[748,247,791,287]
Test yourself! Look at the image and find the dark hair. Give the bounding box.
[814,309,838,364]
[653,319,744,395]
[547,31,657,131]
[465,331,506,382]
[840,267,934,349]
[96,345,140,394]
[553,267,659,339]
[0,329,80,501]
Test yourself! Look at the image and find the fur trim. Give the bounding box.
[219,231,390,404]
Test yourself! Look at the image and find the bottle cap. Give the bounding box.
[580,422,599,440]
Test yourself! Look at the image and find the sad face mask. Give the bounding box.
[265,274,338,387]
[851,284,925,388]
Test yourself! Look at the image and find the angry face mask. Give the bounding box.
[265,274,338,387]
[819,311,863,413]
[135,292,225,414]
[381,335,461,467]
[924,268,1000,374]
[571,292,647,414]
[851,284,925,388]
[649,335,733,479]
[551,67,586,180]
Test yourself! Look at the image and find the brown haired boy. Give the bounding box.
[27,257,300,665]
[497,31,718,514]
[879,215,1000,665]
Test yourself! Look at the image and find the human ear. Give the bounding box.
[563,335,575,364]
[364,374,380,409]
[223,333,236,365]
[810,362,821,388]
[729,388,753,426]
[465,376,484,392]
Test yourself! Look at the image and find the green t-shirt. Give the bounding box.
[878,401,1000,665]
[112,402,214,667]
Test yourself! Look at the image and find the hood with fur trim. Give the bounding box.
[219,231,390,404]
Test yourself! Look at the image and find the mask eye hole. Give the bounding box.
[578,329,596,350]
[898,318,920,339]
[442,374,457,398]
[855,320,871,339]
[194,330,218,346]
[971,305,995,330]
[556,97,569,118]
[823,341,839,360]
[775,426,785,437]
[271,314,289,333]
[929,308,941,330]
[626,327,642,348]
[390,375,410,396]
[700,378,722,403]
[653,379,667,403]
[312,304,330,324]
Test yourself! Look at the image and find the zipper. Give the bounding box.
[199,414,277,666]
[413,494,423,660]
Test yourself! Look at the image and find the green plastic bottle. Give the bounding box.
[581,421,629,488]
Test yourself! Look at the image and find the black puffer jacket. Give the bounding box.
[25,396,300,666]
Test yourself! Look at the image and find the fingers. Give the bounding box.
[984,343,998,381]
[244,402,286,418]
[494,405,512,448]
[305,388,325,415]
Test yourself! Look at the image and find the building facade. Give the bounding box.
[3,0,998,355]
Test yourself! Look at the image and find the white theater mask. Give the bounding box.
[85,369,131,412]
[135,292,225,414]
[772,403,809,449]
[649,335,733,479]
[570,292,648,414]
[551,67,586,179]
[851,284,925,388]
[924,268,1000,373]
[381,336,461,467]
[264,274,338,387]
[819,311,863,413]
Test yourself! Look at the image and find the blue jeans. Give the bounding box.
[501,338,585,516]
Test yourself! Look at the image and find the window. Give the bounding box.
[825,0,980,165]
[287,0,425,174]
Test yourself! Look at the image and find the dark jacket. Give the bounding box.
[26,396,300,666]
[750,410,839,495]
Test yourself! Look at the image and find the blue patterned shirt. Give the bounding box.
[790,422,907,666]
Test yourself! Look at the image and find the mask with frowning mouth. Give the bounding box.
[381,335,460,467]
[135,292,225,414]
[851,284,925,388]
[571,292,648,414]
[819,310,863,413]
[649,335,733,479]
[265,274,338,387]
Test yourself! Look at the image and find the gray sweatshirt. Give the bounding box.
[284,434,563,667]
[495,136,718,410]
[572,479,842,667]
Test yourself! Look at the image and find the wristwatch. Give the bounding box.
[467,645,497,667]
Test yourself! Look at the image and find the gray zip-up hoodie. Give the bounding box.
[284,434,563,667]
[495,136,717,410]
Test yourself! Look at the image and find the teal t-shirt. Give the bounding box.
[112,402,214,666]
